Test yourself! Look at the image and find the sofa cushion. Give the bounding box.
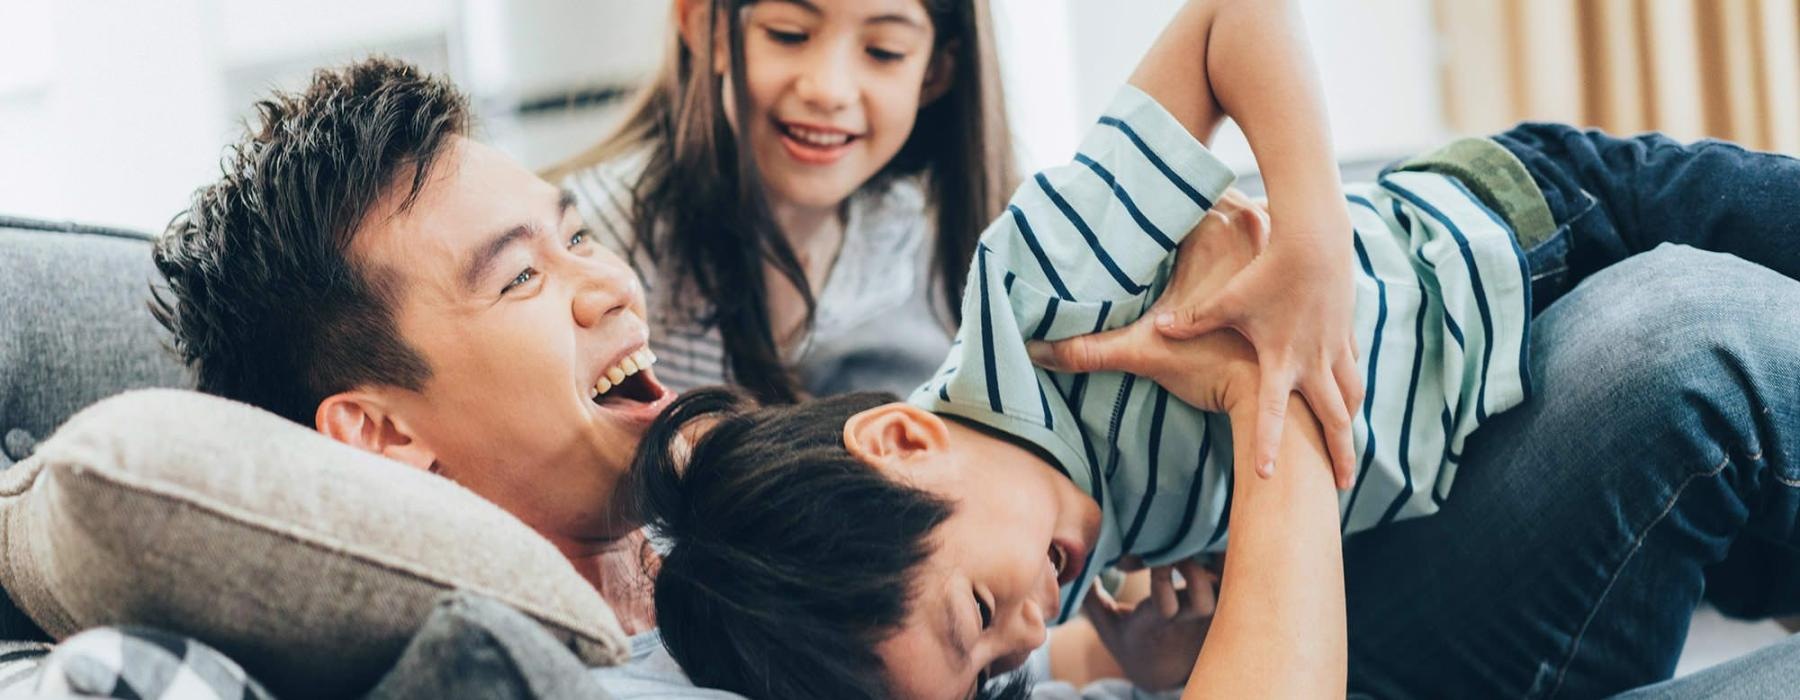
[0,216,192,469]
[0,389,630,698]
[365,591,614,700]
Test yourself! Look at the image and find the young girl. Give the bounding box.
[549,0,1017,405]
[553,0,1366,483]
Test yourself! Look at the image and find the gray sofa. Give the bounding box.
[0,215,193,469]
[0,216,191,646]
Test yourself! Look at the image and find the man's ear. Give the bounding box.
[674,0,729,74]
[842,403,951,474]
[920,41,958,107]
[315,391,439,473]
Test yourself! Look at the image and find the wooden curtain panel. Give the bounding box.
[1436,0,1800,154]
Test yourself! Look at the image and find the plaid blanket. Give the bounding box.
[0,628,270,700]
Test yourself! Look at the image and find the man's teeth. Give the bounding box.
[786,124,851,147]
[593,348,657,399]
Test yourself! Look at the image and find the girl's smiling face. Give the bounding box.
[725,0,948,213]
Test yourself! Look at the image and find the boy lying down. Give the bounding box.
[627,73,1541,699]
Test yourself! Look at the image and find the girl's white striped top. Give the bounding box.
[907,85,1534,623]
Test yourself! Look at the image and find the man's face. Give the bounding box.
[352,136,673,544]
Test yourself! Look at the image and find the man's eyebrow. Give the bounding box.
[460,191,579,293]
[557,188,578,219]
[462,225,533,293]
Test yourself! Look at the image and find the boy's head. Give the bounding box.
[154,57,671,545]
[633,387,1101,699]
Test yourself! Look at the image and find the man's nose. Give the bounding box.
[570,264,640,328]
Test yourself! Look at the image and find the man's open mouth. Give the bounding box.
[590,348,667,407]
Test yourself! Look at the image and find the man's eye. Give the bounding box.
[568,229,591,248]
[975,593,993,630]
[502,268,536,294]
[765,28,807,45]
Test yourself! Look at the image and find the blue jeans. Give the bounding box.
[1344,125,1800,699]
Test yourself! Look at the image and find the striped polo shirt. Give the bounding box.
[908,85,1534,623]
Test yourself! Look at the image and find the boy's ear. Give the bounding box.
[920,41,958,107]
[315,390,439,473]
[674,0,730,74]
[842,403,952,472]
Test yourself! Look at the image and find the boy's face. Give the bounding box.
[847,405,1101,699]
[728,0,944,212]
[346,136,674,543]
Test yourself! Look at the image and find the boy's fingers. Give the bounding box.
[1175,559,1218,619]
[1302,371,1357,490]
[1082,585,1121,621]
[1151,566,1180,619]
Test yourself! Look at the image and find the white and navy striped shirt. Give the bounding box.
[908,85,1534,622]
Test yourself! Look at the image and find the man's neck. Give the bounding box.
[557,529,659,635]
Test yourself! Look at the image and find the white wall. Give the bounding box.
[0,0,1446,232]
[994,0,1447,173]
[0,0,228,231]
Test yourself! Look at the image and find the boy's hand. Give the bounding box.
[1081,557,1219,691]
[1152,199,1362,490]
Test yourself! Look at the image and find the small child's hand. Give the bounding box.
[1152,199,1362,489]
[1082,556,1218,691]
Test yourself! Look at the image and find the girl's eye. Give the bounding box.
[766,28,807,45]
[867,47,905,63]
[568,229,591,248]
[975,593,993,630]
[502,268,536,294]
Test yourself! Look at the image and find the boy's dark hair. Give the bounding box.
[633,387,1033,699]
[151,57,468,425]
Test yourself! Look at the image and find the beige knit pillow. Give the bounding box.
[0,389,629,697]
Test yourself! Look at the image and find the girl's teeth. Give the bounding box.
[620,357,639,375]
[595,378,612,397]
[787,125,850,147]
[606,366,626,384]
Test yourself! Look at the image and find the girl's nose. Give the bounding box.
[795,55,854,112]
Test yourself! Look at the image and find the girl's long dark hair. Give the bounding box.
[549,0,1016,404]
